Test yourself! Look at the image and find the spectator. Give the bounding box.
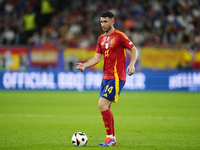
[38,0,54,29]
[0,0,199,49]
[23,8,37,43]
[3,26,15,44]
[28,31,40,45]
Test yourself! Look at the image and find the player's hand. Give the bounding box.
[76,62,85,72]
[127,65,135,76]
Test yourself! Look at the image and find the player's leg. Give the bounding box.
[98,97,115,146]
[98,79,125,146]
[98,79,119,146]
[108,102,115,138]
[107,102,117,146]
[98,97,113,137]
[98,79,114,146]
[98,101,116,146]
[108,103,116,141]
[98,97,112,111]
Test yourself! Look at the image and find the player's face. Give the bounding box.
[100,17,113,33]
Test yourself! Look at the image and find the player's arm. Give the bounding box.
[76,53,102,72]
[127,46,138,76]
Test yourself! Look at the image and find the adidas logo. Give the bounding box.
[103,93,107,97]
[105,127,109,130]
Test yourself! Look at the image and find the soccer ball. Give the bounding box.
[71,132,88,147]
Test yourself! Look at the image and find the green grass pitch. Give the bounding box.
[0,91,200,150]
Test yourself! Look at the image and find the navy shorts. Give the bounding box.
[100,78,126,103]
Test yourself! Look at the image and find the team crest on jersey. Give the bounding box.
[110,38,115,47]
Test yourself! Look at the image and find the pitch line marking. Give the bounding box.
[0,114,200,120]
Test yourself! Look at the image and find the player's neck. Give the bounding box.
[105,27,115,35]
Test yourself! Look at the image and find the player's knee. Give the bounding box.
[98,99,110,111]
[98,102,105,111]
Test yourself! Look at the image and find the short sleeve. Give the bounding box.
[120,34,134,50]
[96,38,103,54]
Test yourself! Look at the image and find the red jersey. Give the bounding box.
[96,29,134,81]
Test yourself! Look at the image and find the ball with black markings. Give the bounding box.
[71,132,88,147]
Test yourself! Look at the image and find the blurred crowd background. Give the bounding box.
[0,0,200,49]
[0,0,200,91]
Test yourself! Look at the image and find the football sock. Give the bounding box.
[106,134,113,138]
[101,109,113,136]
[111,111,115,137]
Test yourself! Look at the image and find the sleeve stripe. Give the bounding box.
[115,30,128,39]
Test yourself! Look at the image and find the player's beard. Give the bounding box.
[103,25,112,33]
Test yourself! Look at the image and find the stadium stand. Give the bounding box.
[0,0,199,49]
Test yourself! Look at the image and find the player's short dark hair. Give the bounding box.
[100,11,114,19]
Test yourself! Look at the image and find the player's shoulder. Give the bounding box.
[99,33,106,39]
[114,29,129,40]
[97,33,106,42]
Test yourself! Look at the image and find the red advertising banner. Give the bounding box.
[31,47,58,67]
[0,47,28,71]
